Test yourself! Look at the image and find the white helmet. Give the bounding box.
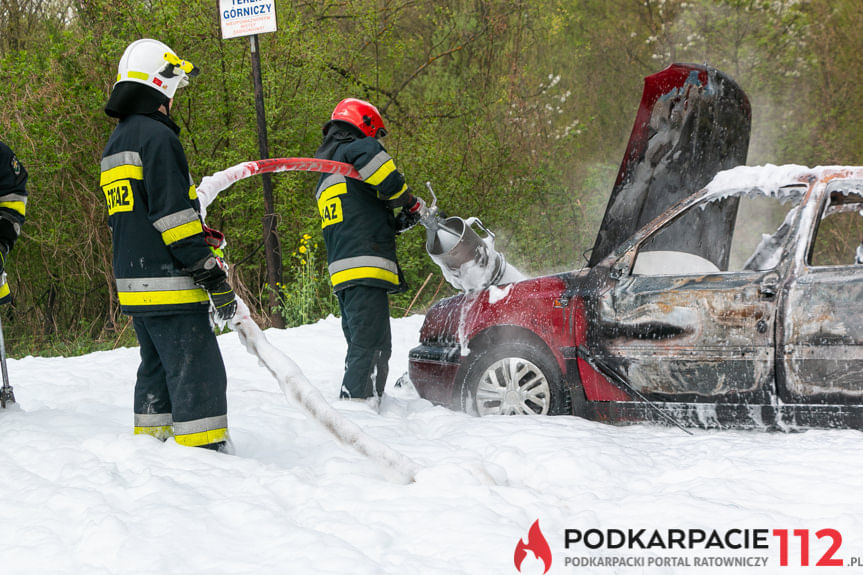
[114,39,199,99]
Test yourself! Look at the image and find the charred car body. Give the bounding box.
[407,64,863,430]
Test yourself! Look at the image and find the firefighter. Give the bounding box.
[101,39,236,451]
[0,140,28,305]
[313,98,427,404]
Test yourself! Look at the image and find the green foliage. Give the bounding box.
[276,232,339,328]
[2,0,863,356]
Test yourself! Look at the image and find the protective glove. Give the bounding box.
[395,195,427,234]
[190,255,237,321]
[203,225,226,253]
[207,278,238,322]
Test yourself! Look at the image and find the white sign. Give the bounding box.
[219,0,277,39]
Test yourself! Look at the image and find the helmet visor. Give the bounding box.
[159,52,200,87]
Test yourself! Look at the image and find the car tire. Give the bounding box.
[458,341,566,416]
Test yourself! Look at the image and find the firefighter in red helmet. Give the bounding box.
[314,98,426,405]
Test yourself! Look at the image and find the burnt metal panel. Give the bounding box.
[590,64,750,268]
[589,400,863,430]
[777,184,863,403]
[591,270,777,400]
[781,259,863,402]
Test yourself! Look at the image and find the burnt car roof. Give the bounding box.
[602,165,863,263]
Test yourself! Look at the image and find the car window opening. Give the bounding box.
[809,188,863,267]
[632,188,802,276]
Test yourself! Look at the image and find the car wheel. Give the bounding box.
[459,341,566,416]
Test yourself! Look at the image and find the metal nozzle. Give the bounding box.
[424,181,438,209]
[421,181,441,231]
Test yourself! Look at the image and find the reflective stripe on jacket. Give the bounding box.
[100,113,211,315]
[314,128,410,293]
[0,274,10,305]
[0,140,28,252]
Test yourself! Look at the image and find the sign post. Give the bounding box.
[219,0,284,328]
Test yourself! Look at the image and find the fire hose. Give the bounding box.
[196,157,361,220]
[198,158,419,483]
[198,158,531,480]
[197,158,526,290]
[227,300,418,483]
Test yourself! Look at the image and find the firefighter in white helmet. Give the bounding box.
[100,39,235,451]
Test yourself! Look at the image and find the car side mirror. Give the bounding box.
[856,243,863,264]
[759,272,780,299]
[610,260,628,280]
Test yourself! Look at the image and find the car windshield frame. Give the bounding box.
[615,183,809,277]
[804,180,863,268]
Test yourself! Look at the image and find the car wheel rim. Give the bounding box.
[475,357,551,416]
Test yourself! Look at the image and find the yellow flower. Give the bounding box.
[299,245,307,254]
[303,234,311,240]
[300,259,306,265]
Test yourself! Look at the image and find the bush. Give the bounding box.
[276,232,339,327]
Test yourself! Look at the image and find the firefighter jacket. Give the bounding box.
[100,112,212,315]
[314,124,412,293]
[0,141,28,304]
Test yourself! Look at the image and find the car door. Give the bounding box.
[589,189,799,406]
[779,183,863,405]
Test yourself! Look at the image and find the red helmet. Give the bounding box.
[331,98,387,138]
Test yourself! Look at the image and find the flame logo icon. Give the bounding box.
[514,519,552,573]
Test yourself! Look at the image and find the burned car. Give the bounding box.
[407,64,863,430]
[409,165,863,429]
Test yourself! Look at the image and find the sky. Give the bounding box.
[1,314,862,575]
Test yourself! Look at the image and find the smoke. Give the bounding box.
[493,162,614,278]
[641,0,811,166]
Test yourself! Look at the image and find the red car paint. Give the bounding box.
[409,272,627,407]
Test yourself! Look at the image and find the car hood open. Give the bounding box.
[588,63,751,268]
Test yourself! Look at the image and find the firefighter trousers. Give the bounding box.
[132,312,228,448]
[336,285,392,399]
